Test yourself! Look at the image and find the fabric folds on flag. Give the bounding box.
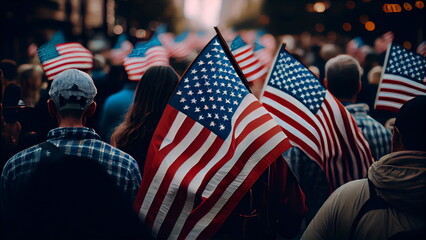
[37,32,93,81]
[123,37,169,81]
[375,43,426,112]
[231,35,267,83]
[261,44,373,190]
[134,36,291,240]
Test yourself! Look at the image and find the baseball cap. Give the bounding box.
[49,69,97,111]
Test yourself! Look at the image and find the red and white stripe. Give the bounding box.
[135,94,291,240]
[375,74,426,112]
[254,48,275,70]
[232,44,267,82]
[262,86,373,189]
[123,46,169,81]
[42,43,93,81]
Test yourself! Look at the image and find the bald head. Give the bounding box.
[325,55,363,100]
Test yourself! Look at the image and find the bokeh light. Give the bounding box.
[364,21,375,31]
[343,22,352,31]
[313,2,326,13]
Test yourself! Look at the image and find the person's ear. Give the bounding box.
[83,102,96,118]
[323,78,328,88]
[392,126,404,152]
[47,99,58,117]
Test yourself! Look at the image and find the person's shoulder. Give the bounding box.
[95,140,137,162]
[2,144,42,178]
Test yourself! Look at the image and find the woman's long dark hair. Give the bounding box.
[111,66,179,165]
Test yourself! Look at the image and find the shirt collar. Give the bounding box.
[47,127,101,141]
[345,103,370,115]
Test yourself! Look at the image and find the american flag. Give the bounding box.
[375,43,426,112]
[231,35,267,83]
[254,40,274,70]
[123,36,169,81]
[261,44,373,190]
[37,32,93,81]
[134,36,291,240]
[169,31,196,59]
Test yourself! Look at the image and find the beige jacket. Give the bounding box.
[302,151,426,240]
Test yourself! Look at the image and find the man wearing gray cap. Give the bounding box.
[0,69,142,219]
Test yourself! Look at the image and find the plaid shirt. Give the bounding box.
[345,103,392,161]
[1,127,141,201]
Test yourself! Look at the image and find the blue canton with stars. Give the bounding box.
[267,45,326,114]
[230,35,247,51]
[385,43,426,83]
[37,31,66,63]
[127,37,163,58]
[169,36,249,140]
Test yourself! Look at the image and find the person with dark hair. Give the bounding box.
[1,69,142,220]
[111,65,179,172]
[324,54,391,161]
[2,154,152,240]
[302,96,426,240]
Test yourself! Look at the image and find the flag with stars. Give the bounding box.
[375,43,426,112]
[231,35,267,83]
[123,36,169,81]
[37,31,93,81]
[261,44,373,190]
[134,36,291,240]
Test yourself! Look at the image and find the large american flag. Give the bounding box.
[231,35,267,83]
[261,44,373,190]
[134,36,291,240]
[375,43,426,112]
[37,32,93,81]
[123,36,169,81]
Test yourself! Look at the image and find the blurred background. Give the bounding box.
[0,0,424,63]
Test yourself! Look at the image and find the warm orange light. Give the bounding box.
[346,0,356,9]
[113,25,123,35]
[343,22,352,31]
[415,1,425,9]
[313,2,326,13]
[404,2,413,10]
[315,23,325,32]
[364,21,375,31]
[403,41,412,49]
[383,4,402,13]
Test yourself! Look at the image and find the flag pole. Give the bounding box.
[214,26,252,93]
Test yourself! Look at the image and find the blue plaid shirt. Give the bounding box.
[1,127,141,201]
[345,103,392,161]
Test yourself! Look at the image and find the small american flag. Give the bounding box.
[261,44,373,190]
[169,31,196,59]
[254,40,274,70]
[37,32,93,81]
[134,35,291,240]
[231,35,267,83]
[123,36,169,81]
[375,43,426,112]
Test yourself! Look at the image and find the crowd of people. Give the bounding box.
[0,27,425,240]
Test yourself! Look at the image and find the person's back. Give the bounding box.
[324,54,391,161]
[302,96,426,240]
[1,69,141,220]
[1,154,151,240]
